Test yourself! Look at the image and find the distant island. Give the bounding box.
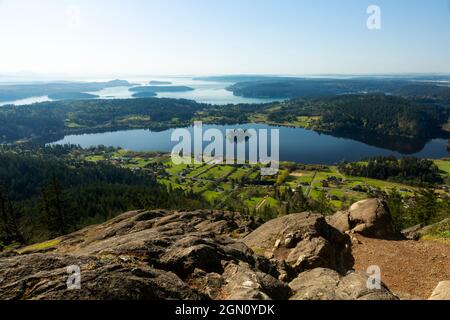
[129,86,194,93]
[48,92,99,100]
[104,79,135,87]
[149,80,172,85]
[0,79,136,102]
[227,78,450,100]
[193,75,282,83]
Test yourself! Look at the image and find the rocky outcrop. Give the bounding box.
[289,268,397,300]
[243,212,351,277]
[401,224,424,241]
[401,219,450,241]
[429,281,450,300]
[0,253,204,300]
[0,209,283,300]
[218,262,290,300]
[0,206,398,300]
[327,199,398,239]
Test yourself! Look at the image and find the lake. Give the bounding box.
[51,124,450,164]
[0,77,281,106]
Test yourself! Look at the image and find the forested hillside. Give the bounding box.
[269,95,447,138]
[338,156,443,186]
[227,78,450,102]
[0,94,448,145]
[0,98,206,143]
[0,145,205,245]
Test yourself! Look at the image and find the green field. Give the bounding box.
[228,167,253,181]
[435,160,450,176]
[198,165,235,180]
[78,148,449,216]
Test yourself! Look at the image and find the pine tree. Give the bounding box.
[413,189,439,226]
[290,188,310,213]
[0,187,24,245]
[41,175,75,237]
[314,190,333,215]
[385,189,408,231]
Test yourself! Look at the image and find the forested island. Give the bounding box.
[0,79,134,102]
[47,92,99,100]
[194,75,283,83]
[149,80,172,85]
[227,78,450,102]
[129,85,195,93]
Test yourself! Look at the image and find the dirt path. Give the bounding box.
[306,171,318,197]
[351,235,450,299]
[255,196,269,211]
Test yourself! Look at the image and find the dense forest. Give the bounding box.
[227,78,450,102]
[0,98,206,143]
[338,156,444,186]
[0,145,205,246]
[132,92,157,98]
[385,188,450,231]
[394,83,450,102]
[269,95,447,138]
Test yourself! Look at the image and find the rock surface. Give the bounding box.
[401,224,424,241]
[429,281,450,300]
[0,207,400,300]
[289,268,397,300]
[0,253,203,300]
[243,212,351,277]
[328,199,398,239]
[408,219,450,240]
[0,209,283,300]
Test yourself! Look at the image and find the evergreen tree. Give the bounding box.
[314,190,333,215]
[0,187,24,245]
[41,175,75,237]
[290,188,310,213]
[412,189,439,226]
[385,189,408,231]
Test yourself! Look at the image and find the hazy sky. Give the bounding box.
[0,0,449,76]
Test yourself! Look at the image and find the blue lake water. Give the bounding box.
[0,95,52,106]
[51,124,450,164]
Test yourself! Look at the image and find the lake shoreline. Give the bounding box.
[50,123,450,165]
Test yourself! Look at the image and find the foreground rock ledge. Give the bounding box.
[429,281,450,300]
[0,208,397,300]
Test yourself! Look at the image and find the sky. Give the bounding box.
[0,0,449,77]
